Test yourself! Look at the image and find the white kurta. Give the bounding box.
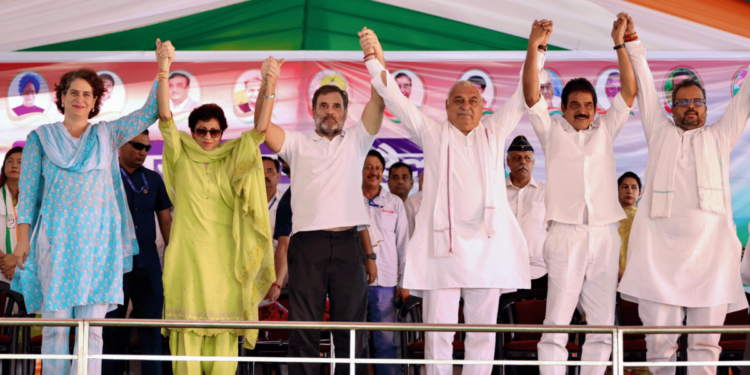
[404,191,422,238]
[506,177,547,279]
[370,57,544,290]
[618,41,750,311]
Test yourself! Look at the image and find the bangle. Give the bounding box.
[537,45,548,51]
[265,94,276,99]
[272,283,281,289]
[613,44,625,50]
[157,72,169,80]
[624,32,638,42]
[364,56,376,62]
[363,53,376,61]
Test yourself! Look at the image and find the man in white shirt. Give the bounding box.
[362,150,410,375]
[254,27,386,375]
[618,14,750,375]
[505,135,547,290]
[523,17,636,375]
[404,171,423,238]
[263,156,285,252]
[168,72,199,113]
[368,24,547,375]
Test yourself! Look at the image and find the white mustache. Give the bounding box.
[458,110,472,115]
[515,165,529,171]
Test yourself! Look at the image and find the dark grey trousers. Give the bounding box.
[288,228,369,375]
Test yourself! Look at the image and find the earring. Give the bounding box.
[61,104,64,108]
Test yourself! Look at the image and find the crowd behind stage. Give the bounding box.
[1,12,750,375]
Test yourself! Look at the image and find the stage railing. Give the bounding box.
[0,319,749,375]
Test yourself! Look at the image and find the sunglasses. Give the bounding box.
[128,141,152,152]
[195,128,222,138]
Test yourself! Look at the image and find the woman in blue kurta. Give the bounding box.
[1,40,175,375]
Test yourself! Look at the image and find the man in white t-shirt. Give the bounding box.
[254,27,386,375]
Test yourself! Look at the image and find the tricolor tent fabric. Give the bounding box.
[3,0,750,243]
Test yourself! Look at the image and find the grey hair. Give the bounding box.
[448,80,482,100]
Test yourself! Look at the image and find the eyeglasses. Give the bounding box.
[674,99,706,108]
[128,141,152,152]
[194,128,222,138]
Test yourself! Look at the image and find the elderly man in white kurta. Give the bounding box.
[618,15,749,375]
[366,29,547,375]
[523,17,637,375]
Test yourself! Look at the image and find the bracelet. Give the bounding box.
[264,94,276,99]
[624,32,638,42]
[156,72,169,80]
[271,283,282,289]
[363,53,376,60]
[537,45,548,51]
[364,56,377,62]
[613,44,625,50]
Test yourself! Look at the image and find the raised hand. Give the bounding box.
[624,13,636,35]
[541,20,554,47]
[156,38,175,71]
[358,27,383,63]
[612,13,628,45]
[528,20,549,50]
[261,56,286,86]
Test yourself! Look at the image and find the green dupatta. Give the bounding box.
[161,119,275,349]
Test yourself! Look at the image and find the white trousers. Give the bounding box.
[638,299,728,375]
[42,304,109,375]
[422,288,501,375]
[538,223,621,375]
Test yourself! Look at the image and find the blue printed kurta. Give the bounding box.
[12,82,159,313]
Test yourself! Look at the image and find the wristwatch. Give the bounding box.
[366,253,377,260]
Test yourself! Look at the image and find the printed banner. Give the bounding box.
[1,57,750,242]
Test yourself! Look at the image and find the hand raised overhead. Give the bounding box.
[358,26,383,62]
[528,20,552,49]
[623,12,636,35]
[612,13,628,45]
[155,38,175,70]
[541,19,553,47]
[261,56,286,86]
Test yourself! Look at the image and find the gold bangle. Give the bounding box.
[157,72,169,80]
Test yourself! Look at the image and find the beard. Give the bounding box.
[675,110,705,130]
[315,114,345,136]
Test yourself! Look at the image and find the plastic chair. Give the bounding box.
[493,289,583,375]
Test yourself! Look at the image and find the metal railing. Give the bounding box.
[0,319,749,375]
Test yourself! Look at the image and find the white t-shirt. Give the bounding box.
[277,120,377,234]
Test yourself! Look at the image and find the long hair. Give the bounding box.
[0,146,23,188]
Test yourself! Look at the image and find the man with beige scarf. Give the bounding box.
[618,14,750,375]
